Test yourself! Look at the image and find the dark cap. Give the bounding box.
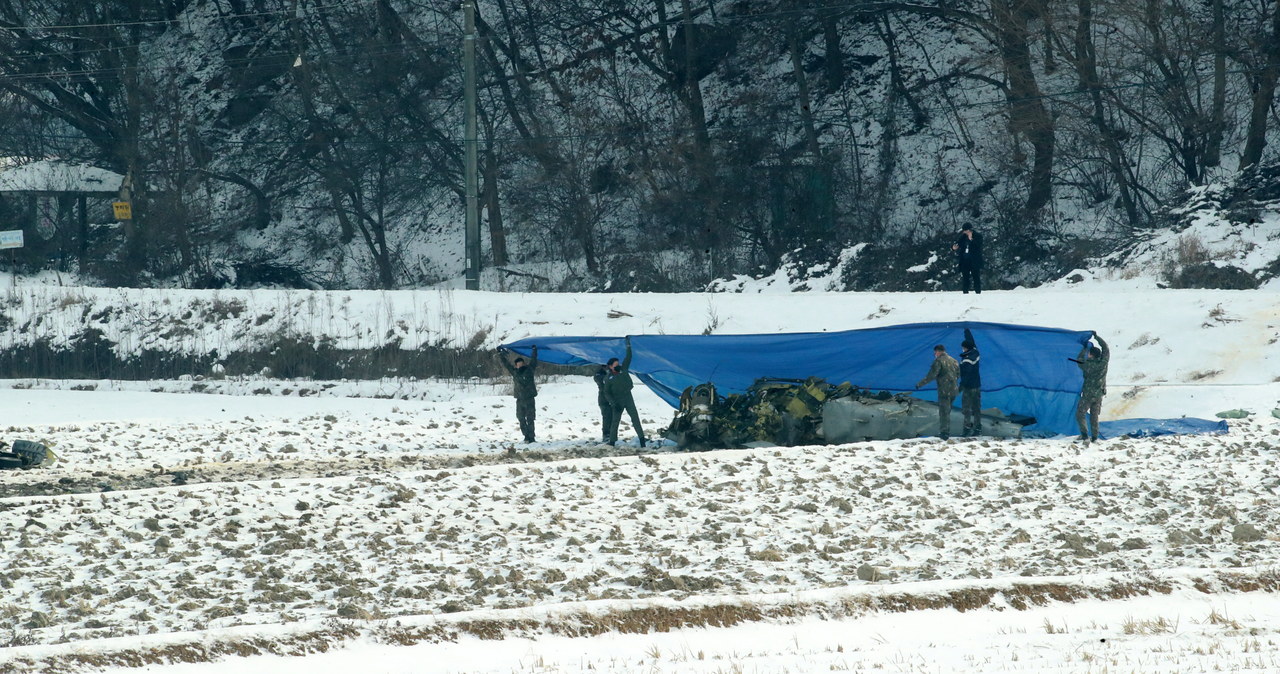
[961,339,975,349]
[961,223,974,232]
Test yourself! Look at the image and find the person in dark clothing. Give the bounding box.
[1073,331,1110,443]
[498,345,538,443]
[603,336,646,447]
[958,328,982,436]
[952,224,984,294]
[592,365,612,443]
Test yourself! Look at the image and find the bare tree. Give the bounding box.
[1238,0,1280,170]
[0,0,171,276]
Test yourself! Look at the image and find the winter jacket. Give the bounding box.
[918,353,960,398]
[955,231,984,269]
[1077,335,1110,401]
[959,347,981,389]
[603,342,635,403]
[499,349,538,399]
[959,328,981,389]
[593,366,609,405]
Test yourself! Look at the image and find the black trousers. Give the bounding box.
[597,397,612,441]
[960,264,982,293]
[516,397,536,442]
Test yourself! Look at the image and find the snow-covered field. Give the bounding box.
[2,285,1279,673]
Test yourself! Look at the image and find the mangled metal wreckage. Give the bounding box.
[662,377,1031,450]
[0,440,57,470]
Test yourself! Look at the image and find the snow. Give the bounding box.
[1,280,1280,673]
[1049,199,1280,290]
[906,253,938,273]
[0,159,124,194]
[89,591,1280,673]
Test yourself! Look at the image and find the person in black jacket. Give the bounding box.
[592,365,612,443]
[603,336,646,447]
[958,328,982,436]
[952,224,983,294]
[498,345,538,443]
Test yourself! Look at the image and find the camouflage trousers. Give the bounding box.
[516,397,536,442]
[937,393,955,437]
[961,387,982,432]
[1076,395,1102,438]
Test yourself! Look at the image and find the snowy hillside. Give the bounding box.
[0,281,1278,672]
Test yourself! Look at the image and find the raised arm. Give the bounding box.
[1094,333,1109,361]
[528,345,539,370]
[621,336,633,371]
[496,349,515,374]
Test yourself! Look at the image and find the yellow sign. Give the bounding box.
[113,201,132,220]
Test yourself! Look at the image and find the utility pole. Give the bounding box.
[462,0,481,290]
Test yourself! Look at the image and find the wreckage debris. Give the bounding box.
[663,377,1031,451]
[0,440,57,470]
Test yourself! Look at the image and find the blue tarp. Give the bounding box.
[500,322,1223,438]
[1098,417,1228,439]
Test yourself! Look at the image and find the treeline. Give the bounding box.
[0,0,1275,290]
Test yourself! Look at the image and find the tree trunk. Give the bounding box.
[678,0,721,281]
[1073,0,1141,226]
[823,13,845,90]
[786,19,823,159]
[991,0,1055,217]
[482,138,509,266]
[873,16,903,231]
[1240,0,1280,170]
[1203,0,1226,169]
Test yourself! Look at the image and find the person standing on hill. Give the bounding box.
[498,345,538,443]
[592,364,612,443]
[1073,331,1110,443]
[604,336,647,448]
[916,344,960,439]
[959,328,982,436]
[952,224,984,294]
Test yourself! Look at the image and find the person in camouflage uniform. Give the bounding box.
[498,345,538,443]
[917,344,960,439]
[1074,331,1109,442]
[603,336,647,447]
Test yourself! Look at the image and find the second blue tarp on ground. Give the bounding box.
[502,321,1227,438]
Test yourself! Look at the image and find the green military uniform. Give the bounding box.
[1075,334,1109,441]
[604,339,646,447]
[499,347,538,442]
[917,351,960,438]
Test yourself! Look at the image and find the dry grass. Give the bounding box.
[12,570,1279,673]
[1121,615,1177,635]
